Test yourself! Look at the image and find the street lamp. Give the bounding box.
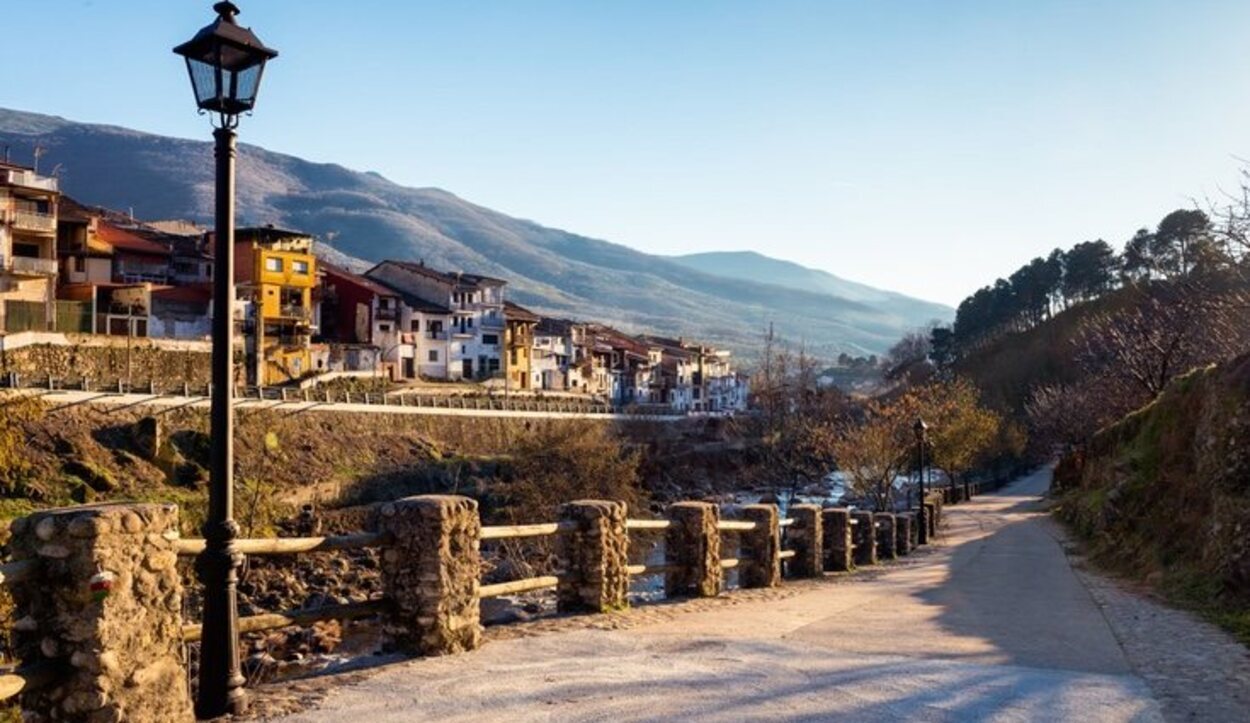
[913,417,929,545]
[174,3,277,718]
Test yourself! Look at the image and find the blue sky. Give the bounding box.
[6,1,1250,305]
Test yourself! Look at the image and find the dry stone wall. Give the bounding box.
[9,503,193,723]
[665,502,721,597]
[739,505,780,588]
[558,500,629,613]
[375,495,482,655]
[822,508,853,572]
[787,504,823,578]
[1,341,213,387]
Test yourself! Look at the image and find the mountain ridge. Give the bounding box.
[0,107,951,357]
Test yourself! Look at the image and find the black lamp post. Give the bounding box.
[913,417,929,545]
[174,3,277,718]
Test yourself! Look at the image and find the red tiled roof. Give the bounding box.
[322,262,399,298]
[97,222,170,257]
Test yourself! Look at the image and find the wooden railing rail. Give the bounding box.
[717,520,757,532]
[624,519,671,530]
[625,562,680,576]
[480,521,577,540]
[173,531,389,557]
[181,599,388,643]
[479,575,561,599]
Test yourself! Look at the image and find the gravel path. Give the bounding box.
[264,469,1248,722]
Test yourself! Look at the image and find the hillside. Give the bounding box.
[1054,353,1250,640]
[0,107,950,357]
[669,250,950,325]
[951,290,1135,415]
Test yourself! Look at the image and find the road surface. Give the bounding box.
[275,470,1176,721]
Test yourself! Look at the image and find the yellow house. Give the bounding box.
[235,226,317,385]
[504,301,539,391]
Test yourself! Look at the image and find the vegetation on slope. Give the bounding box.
[1054,353,1250,641]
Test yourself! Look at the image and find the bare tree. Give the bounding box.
[1076,281,1248,402]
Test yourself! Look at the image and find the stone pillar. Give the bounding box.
[895,512,913,556]
[665,502,721,598]
[822,507,853,572]
[874,513,897,561]
[787,504,823,578]
[376,495,481,655]
[851,510,877,567]
[557,500,629,613]
[739,504,780,588]
[9,503,193,723]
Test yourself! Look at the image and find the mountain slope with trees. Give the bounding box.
[0,107,951,357]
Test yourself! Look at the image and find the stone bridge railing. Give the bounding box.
[0,479,1013,721]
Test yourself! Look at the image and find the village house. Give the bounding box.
[503,301,539,391]
[320,264,454,380]
[365,260,505,381]
[235,226,318,385]
[0,162,59,332]
[640,335,698,412]
[531,317,573,391]
[685,342,749,412]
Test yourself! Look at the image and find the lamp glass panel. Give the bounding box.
[187,58,222,106]
[233,65,262,106]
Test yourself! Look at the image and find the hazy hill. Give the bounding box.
[669,250,950,327]
[0,107,951,357]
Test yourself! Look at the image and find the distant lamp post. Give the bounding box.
[913,417,929,545]
[174,2,277,718]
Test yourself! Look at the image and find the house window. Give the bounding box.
[292,260,310,274]
[265,257,283,273]
[379,324,391,332]
[428,350,439,362]
[410,319,420,332]
[510,349,519,365]
[467,317,473,328]
[488,358,500,373]
[482,334,498,345]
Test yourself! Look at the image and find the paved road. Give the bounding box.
[277,469,1166,722]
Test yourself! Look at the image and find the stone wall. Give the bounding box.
[665,502,721,597]
[822,508,853,572]
[895,512,913,556]
[0,340,214,387]
[851,511,877,567]
[9,503,193,723]
[787,504,823,578]
[375,495,482,655]
[739,504,780,588]
[874,513,896,561]
[558,500,629,612]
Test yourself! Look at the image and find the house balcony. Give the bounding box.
[11,210,56,234]
[1,254,58,276]
[375,307,398,321]
[4,169,58,193]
